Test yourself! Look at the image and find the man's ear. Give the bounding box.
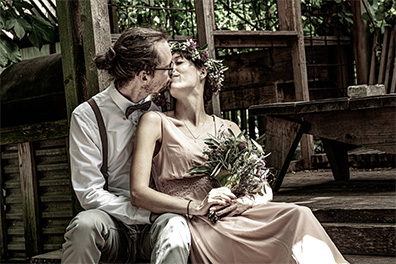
[200,67,207,80]
[138,70,152,83]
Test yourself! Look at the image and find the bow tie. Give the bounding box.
[125,101,152,119]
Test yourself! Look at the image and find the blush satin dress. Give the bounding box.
[150,112,349,264]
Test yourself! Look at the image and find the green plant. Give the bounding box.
[0,0,55,67]
[362,0,396,33]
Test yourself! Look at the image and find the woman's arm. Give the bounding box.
[130,112,234,217]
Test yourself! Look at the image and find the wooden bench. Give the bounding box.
[30,249,62,263]
[249,94,396,191]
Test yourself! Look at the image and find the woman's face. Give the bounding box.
[169,52,201,97]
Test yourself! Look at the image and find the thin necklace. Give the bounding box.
[181,120,200,143]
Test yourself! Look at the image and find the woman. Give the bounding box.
[130,40,349,264]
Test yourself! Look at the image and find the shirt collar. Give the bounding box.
[108,82,152,114]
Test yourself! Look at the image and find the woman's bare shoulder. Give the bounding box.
[139,111,163,125]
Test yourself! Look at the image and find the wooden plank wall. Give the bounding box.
[0,137,75,262]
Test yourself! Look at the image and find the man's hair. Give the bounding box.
[94,27,167,88]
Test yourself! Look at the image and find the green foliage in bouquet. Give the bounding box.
[188,129,271,197]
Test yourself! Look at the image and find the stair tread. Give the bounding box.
[273,195,396,210]
[345,254,396,264]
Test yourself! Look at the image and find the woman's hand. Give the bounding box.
[210,195,255,218]
[191,187,236,216]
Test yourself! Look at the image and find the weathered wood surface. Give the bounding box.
[195,0,221,116]
[250,95,396,189]
[351,0,370,84]
[213,30,297,48]
[249,94,396,116]
[0,120,69,146]
[274,168,396,256]
[265,117,307,191]
[0,53,66,128]
[303,107,396,153]
[322,139,352,181]
[30,249,62,263]
[56,0,86,123]
[18,142,41,257]
[1,138,74,262]
[0,147,6,262]
[219,46,331,110]
[79,0,111,94]
[278,0,313,169]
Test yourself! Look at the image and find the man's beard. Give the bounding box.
[142,79,171,94]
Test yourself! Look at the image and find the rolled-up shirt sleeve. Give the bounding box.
[69,106,151,225]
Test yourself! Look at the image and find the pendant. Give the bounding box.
[194,139,197,143]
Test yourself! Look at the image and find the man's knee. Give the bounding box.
[152,213,191,248]
[65,210,111,240]
[156,213,189,235]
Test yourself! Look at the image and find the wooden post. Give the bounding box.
[351,0,370,84]
[18,142,41,257]
[378,27,390,85]
[194,0,221,116]
[0,147,7,261]
[56,0,86,123]
[79,0,112,95]
[108,0,119,34]
[368,31,379,85]
[240,109,247,132]
[248,113,256,139]
[277,0,313,169]
[384,26,395,92]
[391,59,396,93]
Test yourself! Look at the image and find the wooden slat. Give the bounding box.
[79,0,111,95]
[220,84,278,111]
[277,0,312,170]
[56,0,86,123]
[214,32,350,48]
[249,94,396,116]
[213,30,297,48]
[351,0,370,84]
[18,142,41,256]
[195,0,221,117]
[0,146,7,262]
[0,120,69,146]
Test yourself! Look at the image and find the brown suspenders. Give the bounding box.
[87,98,109,190]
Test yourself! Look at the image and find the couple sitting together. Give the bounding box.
[62,27,349,264]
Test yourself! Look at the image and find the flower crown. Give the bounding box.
[170,39,228,89]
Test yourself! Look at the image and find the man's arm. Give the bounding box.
[69,104,151,225]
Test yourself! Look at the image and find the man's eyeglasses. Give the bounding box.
[155,61,174,76]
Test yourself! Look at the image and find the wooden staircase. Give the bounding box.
[273,168,396,263]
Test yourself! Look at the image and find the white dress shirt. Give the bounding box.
[69,82,160,225]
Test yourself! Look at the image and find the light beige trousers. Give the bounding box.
[61,210,190,264]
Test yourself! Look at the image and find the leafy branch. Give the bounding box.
[0,0,55,67]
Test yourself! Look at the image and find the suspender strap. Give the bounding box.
[87,98,109,190]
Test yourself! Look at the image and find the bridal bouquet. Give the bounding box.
[188,129,272,222]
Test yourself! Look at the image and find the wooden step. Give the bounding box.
[31,249,61,264]
[345,254,396,264]
[324,223,396,256]
[273,168,396,257]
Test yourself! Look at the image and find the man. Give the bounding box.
[62,28,191,263]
